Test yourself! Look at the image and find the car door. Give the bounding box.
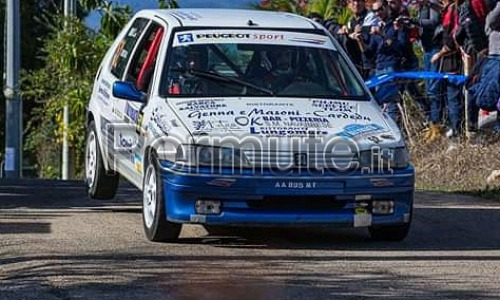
[97,17,150,183]
[113,21,166,185]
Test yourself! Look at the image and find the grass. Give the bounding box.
[410,131,500,201]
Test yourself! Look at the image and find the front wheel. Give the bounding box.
[142,153,181,242]
[85,121,119,200]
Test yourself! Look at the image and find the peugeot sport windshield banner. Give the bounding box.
[173,29,336,49]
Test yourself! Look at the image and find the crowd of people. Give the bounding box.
[312,0,500,144]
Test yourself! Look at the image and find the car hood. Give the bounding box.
[169,97,404,151]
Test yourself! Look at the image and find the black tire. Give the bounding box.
[85,121,119,200]
[142,152,181,242]
[368,222,411,241]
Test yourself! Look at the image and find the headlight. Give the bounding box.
[176,144,251,167]
[359,147,409,169]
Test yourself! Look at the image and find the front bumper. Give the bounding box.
[160,164,415,228]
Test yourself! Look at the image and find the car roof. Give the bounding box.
[137,8,320,30]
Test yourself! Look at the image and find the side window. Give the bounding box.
[110,18,150,79]
[125,22,165,92]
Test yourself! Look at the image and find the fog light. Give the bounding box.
[372,200,394,215]
[195,200,221,215]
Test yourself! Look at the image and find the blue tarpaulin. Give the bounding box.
[364,71,468,89]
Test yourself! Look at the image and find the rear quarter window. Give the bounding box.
[110,18,150,79]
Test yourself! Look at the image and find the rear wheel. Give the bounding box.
[142,153,181,242]
[85,121,119,200]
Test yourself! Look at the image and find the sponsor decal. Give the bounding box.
[115,132,137,150]
[97,83,110,105]
[253,34,284,40]
[274,181,317,189]
[312,100,356,112]
[134,153,143,173]
[188,110,235,119]
[313,110,371,122]
[337,124,386,138]
[177,33,194,43]
[192,120,241,131]
[150,108,171,135]
[177,99,227,111]
[125,103,140,123]
[196,33,250,39]
[245,102,293,107]
[245,108,301,117]
[250,127,328,137]
[284,117,329,128]
[112,105,123,119]
[234,116,280,127]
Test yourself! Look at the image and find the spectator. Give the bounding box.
[431,0,464,141]
[355,0,410,121]
[416,0,445,142]
[455,0,490,58]
[341,0,376,78]
[467,0,500,133]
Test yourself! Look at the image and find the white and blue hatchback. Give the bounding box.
[85,9,414,242]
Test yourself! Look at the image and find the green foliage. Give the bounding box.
[79,0,132,39]
[256,0,308,14]
[18,1,132,178]
[158,0,180,9]
[256,0,351,25]
[22,17,112,178]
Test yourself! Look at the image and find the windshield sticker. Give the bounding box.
[177,33,194,43]
[171,11,202,21]
[173,30,335,49]
[196,33,251,39]
[289,37,326,45]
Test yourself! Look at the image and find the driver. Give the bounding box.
[262,49,296,92]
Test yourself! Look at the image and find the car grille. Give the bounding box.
[243,150,358,170]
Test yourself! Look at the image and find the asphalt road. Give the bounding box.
[1,179,500,300]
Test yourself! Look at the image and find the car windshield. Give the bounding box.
[160,29,368,99]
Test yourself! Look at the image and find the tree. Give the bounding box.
[21,1,132,178]
[1,1,72,169]
[256,0,351,24]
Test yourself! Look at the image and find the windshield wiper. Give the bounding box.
[170,67,274,96]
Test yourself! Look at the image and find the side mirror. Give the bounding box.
[112,81,146,103]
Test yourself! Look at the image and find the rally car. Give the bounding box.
[85,9,414,242]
